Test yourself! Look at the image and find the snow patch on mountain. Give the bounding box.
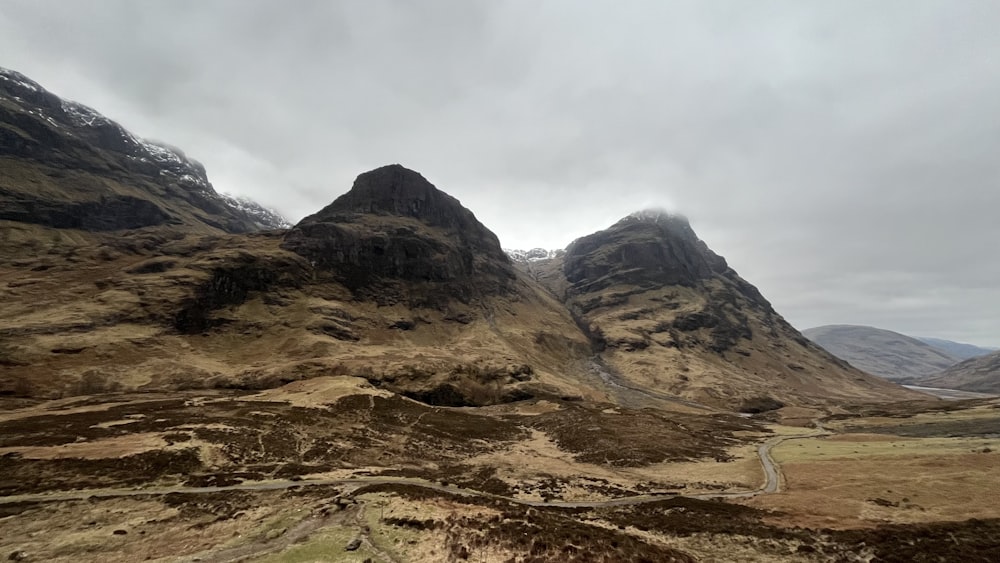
[2,65,291,232]
[0,68,41,93]
[220,193,292,229]
[505,248,565,263]
[621,208,689,225]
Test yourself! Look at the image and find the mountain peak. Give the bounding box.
[282,166,514,302]
[619,208,689,225]
[316,164,478,233]
[563,211,727,293]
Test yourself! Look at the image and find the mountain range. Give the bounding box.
[0,67,288,234]
[0,67,925,411]
[802,325,998,392]
[915,336,998,362]
[914,351,1000,393]
[801,325,960,381]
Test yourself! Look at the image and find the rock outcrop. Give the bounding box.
[282,164,516,304]
[564,211,729,293]
[0,67,288,233]
[518,209,926,408]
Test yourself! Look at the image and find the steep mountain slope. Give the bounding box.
[283,165,515,305]
[913,351,1000,393]
[916,336,997,361]
[0,67,926,411]
[0,67,287,234]
[0,165,595,406]
[803,325,958,380]
[518,211,924,409]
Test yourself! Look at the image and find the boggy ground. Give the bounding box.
[1,384,998,561]
[0,379,760,499]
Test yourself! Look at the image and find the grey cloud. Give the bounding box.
[1,0,998,345]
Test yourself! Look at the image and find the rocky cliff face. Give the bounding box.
[518,210,925,409]
[564,211,729,293]
[0,67,287,233]
[0,69,924,410]
[282,164,516,304]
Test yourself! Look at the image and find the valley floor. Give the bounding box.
[1,382,998,562]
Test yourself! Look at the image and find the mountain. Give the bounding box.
[0,162,596,406]
[803,325,958,380]
[0,160,922,409]
[282,164,516,305]
[515,211,923,409]
[0,67,288,234]
[912,351,1000,393]
[0,67,924,410]
[916,336,997,361]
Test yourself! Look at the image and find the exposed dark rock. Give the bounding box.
[737,396,785,414]
[403,384,474,407]
[125,258,177,275]
[0,66,289,233]
[562,212,767,355]
[564,211,728,294]
[174,253,310,334]
[0,191,173,231]
[282,165,516,305]
[308,321,360,342]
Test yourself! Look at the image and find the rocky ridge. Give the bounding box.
[282,164,516,305]
[0,67,287,233]
[0,67,924,410]
[510,210,924,408]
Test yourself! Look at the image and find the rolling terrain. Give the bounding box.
[518,214,922,409]
[6,67,998,563]
[803,325,959,381]
[913,351,1000,393]
[915,337,997,362]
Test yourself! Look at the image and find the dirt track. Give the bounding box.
[0,426,826,508]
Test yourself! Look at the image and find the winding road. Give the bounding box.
[0,424,829,508]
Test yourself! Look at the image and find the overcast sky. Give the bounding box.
[1,1,999,346]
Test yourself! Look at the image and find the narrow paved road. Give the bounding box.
[0,425,828,508]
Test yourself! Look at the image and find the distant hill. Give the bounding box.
[802,325,958,380]
[915,337,997,361]
[915,351,1000,393]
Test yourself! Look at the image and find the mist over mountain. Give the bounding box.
[4,44,998,561]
